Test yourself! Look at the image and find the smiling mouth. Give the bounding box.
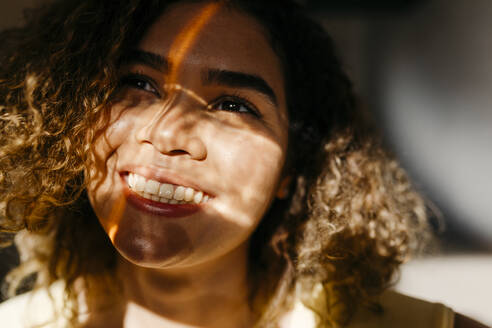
[122,172,210,218]
[125,172,210,205]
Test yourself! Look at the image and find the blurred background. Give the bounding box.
[1,0,491,325]
[308,0,492,325]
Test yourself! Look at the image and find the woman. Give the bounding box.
[0,0,484,327]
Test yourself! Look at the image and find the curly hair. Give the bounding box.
[0,0,430,327]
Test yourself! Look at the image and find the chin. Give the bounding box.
[112,219,195,268]
[117,248,191,269]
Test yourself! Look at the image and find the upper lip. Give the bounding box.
[119,165,213,196]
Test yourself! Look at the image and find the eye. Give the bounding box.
[211,96,261,118]
[119,73,160,97]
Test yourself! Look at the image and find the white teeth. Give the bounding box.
[173,186,186,200]
[145,180,160,194]
[158,183,173,199]
[135,175,146,192]
[127,173,209,205]
[193,191,203,204]
[184,187,194,202]
[128,173,136,188]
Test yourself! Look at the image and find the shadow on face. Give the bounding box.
[86,0,290,270]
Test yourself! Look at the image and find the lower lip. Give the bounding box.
[123,184,202,218]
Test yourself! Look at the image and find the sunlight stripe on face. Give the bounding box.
[167,1,222,85]
[108,193,126,242]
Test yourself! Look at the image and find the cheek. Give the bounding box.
[87,102,140,195]
[91,105,136,165]
[87,105,137,229]
[211,129,286,223]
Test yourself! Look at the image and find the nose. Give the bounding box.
[135,92,207,161]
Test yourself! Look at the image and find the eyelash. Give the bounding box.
[119,73,160,97]
[209,94,261,118]
[119,73,262,118]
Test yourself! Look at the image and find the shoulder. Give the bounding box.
[279,299,317,328]
[375,291,489,328]
[347,290,455,328]
[454,313,489,328]
[0,292,30,328]
[0,281,68,328]
[281,289,457,328]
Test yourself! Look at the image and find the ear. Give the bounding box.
[276,176,292,199]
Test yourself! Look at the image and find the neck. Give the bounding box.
[116,243,255,328]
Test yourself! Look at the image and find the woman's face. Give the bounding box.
[87,1,289,268]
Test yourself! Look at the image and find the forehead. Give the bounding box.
[137,1,286,101]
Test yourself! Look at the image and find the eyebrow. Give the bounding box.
[119,49,169,72]
[119,50,278,107]
[203,69,278,106]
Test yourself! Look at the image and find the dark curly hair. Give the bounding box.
[0,0,430,327]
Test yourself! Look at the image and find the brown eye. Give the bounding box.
[120,73,160,97]
[219,100,250,113]
[211,96,261,118]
